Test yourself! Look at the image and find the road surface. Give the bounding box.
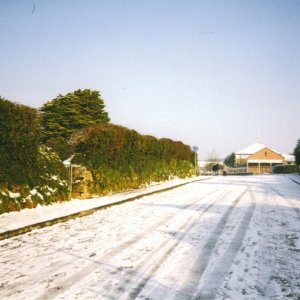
[1,175,299,299]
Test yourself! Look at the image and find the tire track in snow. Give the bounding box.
[255,188,284,299]
[270,186,300,220]
[173,187,249,300]
[258,184,300,298]
[285,175,300,186]
[122,186,236,300]
[109,185,238,299]
[192,188,256,300]
[3,185,216,299]
[37,184,226,300]
[88,185,234,299]
[57,184,234,300]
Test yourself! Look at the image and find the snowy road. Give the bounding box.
[1,175,300,299]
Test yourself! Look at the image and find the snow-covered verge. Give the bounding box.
[0,175,299,299]
[0,176,68,212]
[0,176,208,234]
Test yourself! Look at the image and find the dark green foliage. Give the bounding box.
[293,139,300,166]
[44,137,73,161]
[0,97,69,213]
[69,123,194,194]
[273,164,298,174]
[40,89,110,158]
[273,165,285,174]
[0,90,194,210]
[0,146,69,214]
[212,164,219,173]
[0,96,41,187]
[224,152,236,167]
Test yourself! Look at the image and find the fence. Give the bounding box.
[226,167,248,175]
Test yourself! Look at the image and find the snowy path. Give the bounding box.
[0,175,299,299]
[0,177,207,235]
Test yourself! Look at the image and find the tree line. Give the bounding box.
[0,89,195,212]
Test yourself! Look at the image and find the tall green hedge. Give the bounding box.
[69,123,194,193]
[0,97,69,213]
[273,164,298,174]
[0,94,195,209]
[0,97,41,187]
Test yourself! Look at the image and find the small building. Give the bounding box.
[235,143,293,174]
[247,147,285,173]
[235,143,266,166]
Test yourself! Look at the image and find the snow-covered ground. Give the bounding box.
[0,175,299,299]
[0,176,206,234]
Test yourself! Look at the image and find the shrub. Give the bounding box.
[0,97,69,214]
[0,146,69,214]
[273,165,285,174]
[273,164,298,174]
[0,97,41,187]
[69,123,194,194]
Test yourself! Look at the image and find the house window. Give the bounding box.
[264,152,267,157]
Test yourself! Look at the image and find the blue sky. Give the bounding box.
[1,0,299,158]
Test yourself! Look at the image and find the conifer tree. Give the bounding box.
[293,139,300,166]
[40,89,110,158]
[224,152,236,167]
